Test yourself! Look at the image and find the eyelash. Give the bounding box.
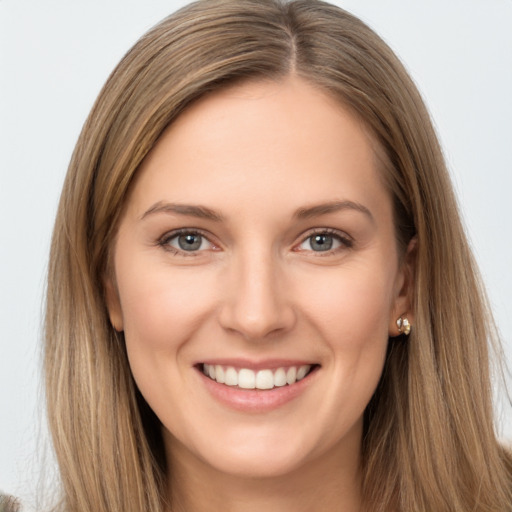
[157,228,214,257]
[295,228,354,256]
[157,227,353,257]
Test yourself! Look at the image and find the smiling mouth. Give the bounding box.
[199,363,318,390]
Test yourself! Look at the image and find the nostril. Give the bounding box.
[218,305,297,341]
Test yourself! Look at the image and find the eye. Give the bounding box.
[296,229,352,253]
[159,230,215,254]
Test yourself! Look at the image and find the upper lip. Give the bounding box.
[196,358,319,371]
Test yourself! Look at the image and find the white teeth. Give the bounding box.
[225,367,238,386]
[255,369,274,390]
[202,364,312,389]
[215,365,225,384]
[286,366,297,384]
[238,369,256,389]
[296,365,308,380]
[273,367,287,387]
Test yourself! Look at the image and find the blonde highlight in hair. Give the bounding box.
[45,1,512,510]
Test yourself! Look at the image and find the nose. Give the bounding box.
[218,248,296,341]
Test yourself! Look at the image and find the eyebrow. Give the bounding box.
[141,202,224,222]
[293,200,374,223]
[141,199,374,223]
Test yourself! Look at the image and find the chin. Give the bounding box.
[202,446,312,480]
[166,421,322,480]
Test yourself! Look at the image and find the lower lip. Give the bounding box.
[197,366,318,413]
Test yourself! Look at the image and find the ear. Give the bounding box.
[104,275,124,332]
[389,236,417,337]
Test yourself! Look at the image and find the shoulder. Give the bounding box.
[0,494,20,512]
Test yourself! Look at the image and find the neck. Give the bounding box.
[166,434,363,512]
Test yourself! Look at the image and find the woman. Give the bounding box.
[44,0,512,510]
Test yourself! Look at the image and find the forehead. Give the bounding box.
[125,76,391,223]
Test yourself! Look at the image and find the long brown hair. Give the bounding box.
[45,1,512,510]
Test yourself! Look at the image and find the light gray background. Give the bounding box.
[1,0,511,506]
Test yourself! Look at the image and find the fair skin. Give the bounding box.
[106,76,414,512]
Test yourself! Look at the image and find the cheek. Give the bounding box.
[115,259,220,416]
[116,255,218,356]
[296,261,395,346]
[294,260,395,401]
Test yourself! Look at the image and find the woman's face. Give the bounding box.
[106,77,412,480]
